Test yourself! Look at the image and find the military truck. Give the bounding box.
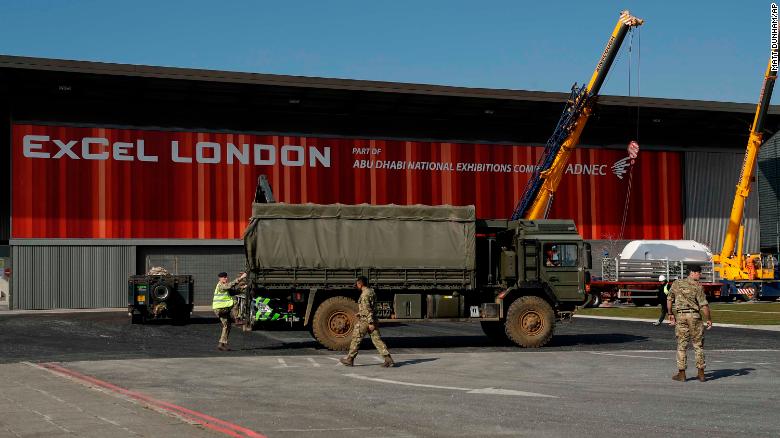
[243,199,591,350]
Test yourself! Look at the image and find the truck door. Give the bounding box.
[541,242,583,301]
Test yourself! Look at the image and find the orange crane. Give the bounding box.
[512,10,643,220]
[713,54,777,285]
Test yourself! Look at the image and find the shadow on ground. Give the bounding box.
[548,333,649,347]
[3,311,776,364]
[261,332,648,352]
[393,357,439,367]
[705,368,755,381]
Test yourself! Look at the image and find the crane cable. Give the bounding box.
[619,27,640,240]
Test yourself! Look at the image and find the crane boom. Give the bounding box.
[714,55,777,281]
[512,10,643,220]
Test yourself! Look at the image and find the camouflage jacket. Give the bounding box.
[357,287,377,324]
[216,278,243,295]
[668,277,708,313]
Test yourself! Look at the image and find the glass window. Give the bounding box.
[543,243,578,267]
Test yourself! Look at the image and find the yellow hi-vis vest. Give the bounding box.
[212,283,234,309]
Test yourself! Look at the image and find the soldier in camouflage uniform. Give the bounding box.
[212,271,247,351]
[340,276,394,367]
[667,265,712,382]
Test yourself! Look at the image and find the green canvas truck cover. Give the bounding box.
[244,203,476,270]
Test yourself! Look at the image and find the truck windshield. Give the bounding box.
[544,243,578,267]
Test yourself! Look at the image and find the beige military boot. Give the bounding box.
[697,369,705,382]
[672,370,686,381]
[339,356,354,366]
[382,355,395,368]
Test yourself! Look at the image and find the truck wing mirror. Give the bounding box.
[584,243,592,269]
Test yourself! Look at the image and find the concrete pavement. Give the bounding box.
[0,362,222,438]
[28,348,780,437]
[2,312,779,437]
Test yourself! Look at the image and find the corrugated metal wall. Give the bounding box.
[137,246,245,305]
[758,133,780,252]
[10,245,135,309]
[684,151,759,254]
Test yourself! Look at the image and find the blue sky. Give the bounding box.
[0,1,776,103]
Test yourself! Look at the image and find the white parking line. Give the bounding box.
[273,358,298,368]
[589,352,670,360]
[262,351,779,369]
[343,373,557,398]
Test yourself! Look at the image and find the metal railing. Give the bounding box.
[602,257,715,283]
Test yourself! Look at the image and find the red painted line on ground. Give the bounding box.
[36,362,267,438]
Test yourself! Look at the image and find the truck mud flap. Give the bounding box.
[557,311,574,323]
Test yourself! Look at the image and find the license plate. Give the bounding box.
[375,302,392,318]
[137,294,146,303]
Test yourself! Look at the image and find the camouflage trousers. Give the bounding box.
[347,320,390,359]
[675,312,705,370]
[215,307,234,345]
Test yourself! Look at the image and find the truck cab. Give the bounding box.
[467,219,592,348]
[482,219,590,307]
[513,219,590,305]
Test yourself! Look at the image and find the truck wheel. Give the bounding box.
[130,312,145,325]
[504,296,554,348]
[311,296,358,351]
[480,321,510,344]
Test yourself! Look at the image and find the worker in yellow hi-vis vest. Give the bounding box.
[213,271,246,351]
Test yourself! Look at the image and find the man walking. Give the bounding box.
[212,271,247,351]
[340,276,394,367]
[653,275,670,325]
[667,265,712,382]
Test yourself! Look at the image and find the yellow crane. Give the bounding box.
[512,10,644,220]
[713,54,777,283]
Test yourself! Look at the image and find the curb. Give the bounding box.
[0,306,217,315]
[574,314,780,332]
[0,307,127,315]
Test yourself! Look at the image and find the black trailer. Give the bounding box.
[128,274,194,324]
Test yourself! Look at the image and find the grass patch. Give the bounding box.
[578,302,780,325]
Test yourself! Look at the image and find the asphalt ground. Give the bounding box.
[1,311,779,437]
